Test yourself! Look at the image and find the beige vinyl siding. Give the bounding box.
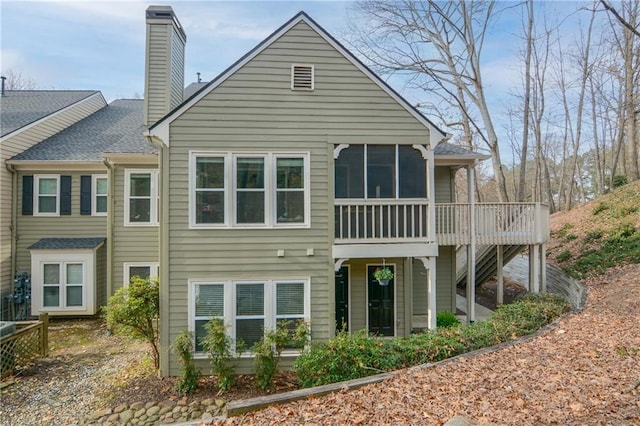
[411,248,456,317]
[0,93,106,297]
[111,165,159,292]
[15,171,108,274]
[169,27,185,111]
[144,23,184,126]
[434,166,455,203]
[162,21,431,375]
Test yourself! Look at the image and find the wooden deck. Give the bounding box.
[334,201,549,246]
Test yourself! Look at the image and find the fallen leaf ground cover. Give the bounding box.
[220,263,640,425]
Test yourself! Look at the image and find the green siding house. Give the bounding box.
[1,5,549,378]
[144,7,549,376]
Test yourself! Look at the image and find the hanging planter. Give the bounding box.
[374,266,394,286]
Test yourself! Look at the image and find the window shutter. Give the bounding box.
[22,175,34,216]
[80,176,92,215]
[60,175,72,215]
[291,65,314,90]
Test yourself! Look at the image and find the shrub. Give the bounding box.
[565,233,578,242]
[584,230,603,242]
[436,311,461,328]
[200,318,242,393]
[294,294,569,388]
[173,331,200,396]
[556,250,572,262]
[104,277,160,369]
[555,223,573,238]
[253,320,308,390]
[592,202,608,216]
[613,175,628,188]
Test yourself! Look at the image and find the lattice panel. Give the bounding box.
[1,325,44,379]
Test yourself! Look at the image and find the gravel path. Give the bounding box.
[0,321,145,426]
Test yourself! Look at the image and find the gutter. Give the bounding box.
[102,157,115,301]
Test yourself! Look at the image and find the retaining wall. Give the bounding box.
[504,254,587,310]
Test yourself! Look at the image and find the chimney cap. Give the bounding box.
[146,5,186,42]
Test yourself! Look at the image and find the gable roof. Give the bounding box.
[0,90,101,137]
[10,99,153,162]
[147,11,446,146]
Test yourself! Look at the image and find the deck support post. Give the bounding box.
[541,244,547,292]
[466,163,476,323]
[417,257,436,330]
[496,245,504,305]
[529,245,540,293]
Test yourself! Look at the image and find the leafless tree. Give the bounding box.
[349,0,510,202]
[1,69,37,90]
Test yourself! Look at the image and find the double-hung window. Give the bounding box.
[190,152,309,228]
[35,175,60,215]
[42,262,84,308]
[125,169,158,226]
[123,262,160,286]
[93,175,108,216]
[190,278,310,355]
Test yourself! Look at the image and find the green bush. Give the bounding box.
[584,230,603,242]
[613,175,628,188]
[555,223,573,238]
[104,277,160,370]
[592,202,609,216]
[556,250,572,262]
[436,311,461,328]
[294,294,569,388]
[173,331,200,396]
[200,318,242,393]
[253,320,308,390]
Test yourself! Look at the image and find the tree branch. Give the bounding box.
[599,0,640,38]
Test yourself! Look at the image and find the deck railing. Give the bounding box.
[436,202,549,245]
[334,199,430,243]
[334,200,549,246]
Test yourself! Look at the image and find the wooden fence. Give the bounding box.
[0,314,49,379]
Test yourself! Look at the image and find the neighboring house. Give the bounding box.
[143,7,549,376]
[4,97,161,317]
[0,89,107,316]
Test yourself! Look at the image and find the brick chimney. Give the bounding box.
[143,5,186,126]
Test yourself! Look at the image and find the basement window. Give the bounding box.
[291,64,314,91]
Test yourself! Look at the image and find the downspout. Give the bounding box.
[102,158,115,301]
[6,163,18,294]
[145,132,168,376]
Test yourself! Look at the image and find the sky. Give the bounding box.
[0,0,591,154]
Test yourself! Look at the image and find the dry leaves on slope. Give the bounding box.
[219,264,640,425]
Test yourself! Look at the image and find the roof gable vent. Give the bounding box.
[291,64,314,91]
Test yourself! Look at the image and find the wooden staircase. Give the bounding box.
[456,244,526,287]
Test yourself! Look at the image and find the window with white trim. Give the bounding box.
[93,175,108,216]
[189,152,309,228]
[35,175,60,215]
[190,279,310,355]
[123,262,160,286]
[125,169,158,226]
[42,261,84,308]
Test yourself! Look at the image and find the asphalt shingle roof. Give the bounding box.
[28,237,106,250]
[0,90,99,137]
[434,142,488,158]
[11,99,154,161]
